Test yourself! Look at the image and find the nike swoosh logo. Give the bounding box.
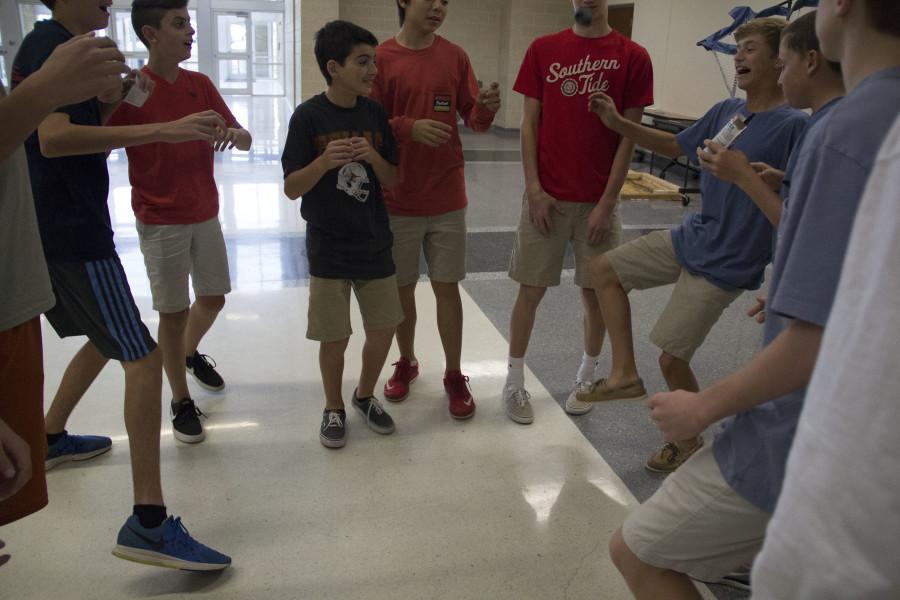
[128,527,167,551]
[463,398,473,406]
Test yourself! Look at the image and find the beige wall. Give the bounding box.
[294,1,788,125]
[631,0,789,118]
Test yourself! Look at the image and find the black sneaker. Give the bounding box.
[186,351,225,392]
[351,390,395,435]
[171,398,205,443]
[320,409,347,449]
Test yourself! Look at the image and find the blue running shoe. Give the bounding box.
[113,515,231,571]
[45,431,112,471]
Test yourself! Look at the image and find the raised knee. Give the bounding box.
[658,351,680,374]
[591,256,619,290]
[608,528,631,573]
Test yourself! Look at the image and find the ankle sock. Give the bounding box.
[46,431,66,446]
[576,352,600,383]
[133,504,167,529]
[506,356,525,389]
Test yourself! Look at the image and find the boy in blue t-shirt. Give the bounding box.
[608,5,900,598]
[573,17,807,473]
[281,20,402,450]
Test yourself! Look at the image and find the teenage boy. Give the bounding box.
[503,0,654,426]
[607,4,900,598]
[13,0,231,569]
[579,17,807,473]
[282,20,403,449]
[107,0,252,444]
[701,12,845,229]
[1,33,130,535]
[370,0,501,420]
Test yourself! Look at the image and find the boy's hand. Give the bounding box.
[349,136,376,163]
[121,69,154,103]
[0,418,31,502]
[747,295,766,324]
[526,187,564,235]
[214,128,242,152]
[37,34,129,108]
[698,140,754,185]
[411,119,452,147]
[751,162,785,192]
[588,91,622,128]
[477,82,501,113]
[586,202,613,244]
[160,110,227,144]
[318,138,354,170]
[648,390,710,443]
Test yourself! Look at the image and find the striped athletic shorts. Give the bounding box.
[45,255,157,362]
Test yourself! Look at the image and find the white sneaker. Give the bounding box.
[504,385,534,424]
[564,380,594,415]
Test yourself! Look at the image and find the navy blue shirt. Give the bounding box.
[11,20,114,260]
[674,99,807,291]
[282,94,399,280]
[714,68,900,513]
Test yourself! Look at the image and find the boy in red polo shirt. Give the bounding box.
[370,0,501,420]
[108,0,252,444]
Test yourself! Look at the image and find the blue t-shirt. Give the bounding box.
[780,97,842,208]
[714,67,900,513]
[11,20,114,260]
[674,99,807,291]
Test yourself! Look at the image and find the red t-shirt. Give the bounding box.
[371,36,495,216]
[514,29,654,203]
[107,67,240,224]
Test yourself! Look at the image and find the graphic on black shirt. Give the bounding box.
[337,163,371,203]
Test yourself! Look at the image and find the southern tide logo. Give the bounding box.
[547,55,620,97]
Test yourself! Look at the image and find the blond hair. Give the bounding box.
[735,17,787,57]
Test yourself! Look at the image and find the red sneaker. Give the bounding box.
[384,357,419,402]
[444,370,475,420]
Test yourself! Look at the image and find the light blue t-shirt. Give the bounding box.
[780,97,842,208]
[714,67,900,513]
[674,99,807,291]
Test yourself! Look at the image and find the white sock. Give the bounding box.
[506,356,525,389]
[576,352,600,383]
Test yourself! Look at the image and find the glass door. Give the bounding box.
[214,11,251,95]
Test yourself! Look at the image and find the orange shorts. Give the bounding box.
[0,317,48,526]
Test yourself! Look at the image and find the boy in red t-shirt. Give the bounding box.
[503,0,653,425]
[369,0,501,421]
[108,0,252,444]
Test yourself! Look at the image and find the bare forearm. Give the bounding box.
[39,120,166,157]
[699,320,823,424]
[284,159,327,200]
[369,154,398,189]
[737,171,783,226]
[521,118,541,192]
[612,116,682,159]
[0,79,57,163]
[600,109,643,210]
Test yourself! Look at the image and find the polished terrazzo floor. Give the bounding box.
[0,97,763,599]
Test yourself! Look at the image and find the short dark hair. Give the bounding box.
[314,20,378,85]
[397,1,406,26]
[40,1,55,9]
[867,0,900,37]
[783,11,841,74]
[131,0,189,48]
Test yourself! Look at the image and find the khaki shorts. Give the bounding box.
[136,217,231,313]
[508,198,622,288]
[622,445,770,582]
[389,208,466,287]
[307,275,404,342]
[605,230,742,362]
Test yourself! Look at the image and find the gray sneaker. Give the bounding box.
[564,380,595,415]
[352,390,395,435]
[504,385,534,424]
[320,409,347,448]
